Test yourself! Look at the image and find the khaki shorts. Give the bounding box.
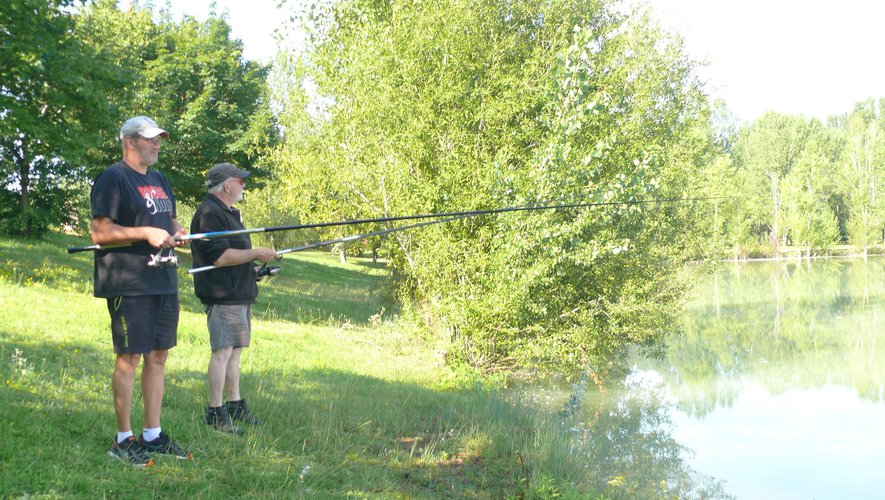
[205,304,251,351]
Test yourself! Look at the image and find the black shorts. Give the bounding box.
[107,294,179,354]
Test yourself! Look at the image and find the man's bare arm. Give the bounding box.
[91,216,176,249]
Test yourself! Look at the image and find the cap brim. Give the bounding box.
[141,127,169,139]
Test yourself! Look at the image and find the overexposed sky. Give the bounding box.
[646,0,885,123]
[163,0,284,63]
[165,0,885,124]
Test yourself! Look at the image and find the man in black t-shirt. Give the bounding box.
[91,116,191,466]
[190,163,278,435]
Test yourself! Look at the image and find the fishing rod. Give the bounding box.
[66,196,713,254]
[188,214,472,274]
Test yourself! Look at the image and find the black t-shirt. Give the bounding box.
[91,162,178,297]
[190,194,259,305]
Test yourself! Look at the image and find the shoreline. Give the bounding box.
[720,253,885,263]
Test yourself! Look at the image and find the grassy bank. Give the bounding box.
[0,232,599,498]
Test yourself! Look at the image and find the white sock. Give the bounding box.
[117,430,134,443]
[142,427,161,442]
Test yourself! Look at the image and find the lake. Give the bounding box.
[535,258,885,498]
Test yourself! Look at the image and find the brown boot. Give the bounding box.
[204,405,243,435]
[227,399,264,426]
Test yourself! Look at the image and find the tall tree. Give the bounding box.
[275,0,712,375]
[674,101,746,258]
[838,100,885,254]
[779,124,840,255]
[137,13,277,204]
[0,0,121,235]
[77,1,279,206]
[733,112,812,253]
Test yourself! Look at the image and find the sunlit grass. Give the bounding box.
[0,232,591,498]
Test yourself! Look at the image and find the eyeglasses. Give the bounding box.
[133,135,162,145]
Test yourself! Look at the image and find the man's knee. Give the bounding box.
[115,353,141,373]
[144,349,169,366]
[211,346,234,359]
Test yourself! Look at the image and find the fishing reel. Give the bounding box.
[255,263,281,281]
[147,248,179,268]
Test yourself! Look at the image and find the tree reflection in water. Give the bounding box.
[558,370,733,499]
[518,259,885,497]
[660,258,885,415]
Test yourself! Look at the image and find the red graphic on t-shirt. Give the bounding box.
[137,185,172,215]
[137,186,168,199]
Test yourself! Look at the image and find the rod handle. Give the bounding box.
[67,244,102,254]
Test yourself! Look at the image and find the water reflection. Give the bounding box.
[525,371,732,499]
[637,257,885,498]
[658,258,885,413]
[523,259,885,497]
[572,371,732,499]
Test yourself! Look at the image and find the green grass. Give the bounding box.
[0,232,594,498]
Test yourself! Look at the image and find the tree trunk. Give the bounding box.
[17,141,31,237]
[769,173,780,256]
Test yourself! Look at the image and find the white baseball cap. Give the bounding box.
[119,116,168,140]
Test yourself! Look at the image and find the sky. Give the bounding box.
[164,0,885,124]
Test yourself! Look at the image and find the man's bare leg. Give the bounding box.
[113,354,141,433]
[141,349,168,429]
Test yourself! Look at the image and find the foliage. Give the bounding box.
[0,0,122,236]
[272,0,712,376]
[779,130,841,252]
[731,113,816,250]
[712,116,841,257]
[836,100,885,251]
[0,0,278,238]
[76,0,279,206]
[698,100,885,258]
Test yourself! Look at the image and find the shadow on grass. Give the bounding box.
[161,363,536,497]
[0,334,145,494]
[344,257,388,272]
[185,255,397,325]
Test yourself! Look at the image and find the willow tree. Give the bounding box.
[274,0,711,377]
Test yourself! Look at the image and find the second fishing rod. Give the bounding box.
[67,196,714,254]
[189,214,473,275]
